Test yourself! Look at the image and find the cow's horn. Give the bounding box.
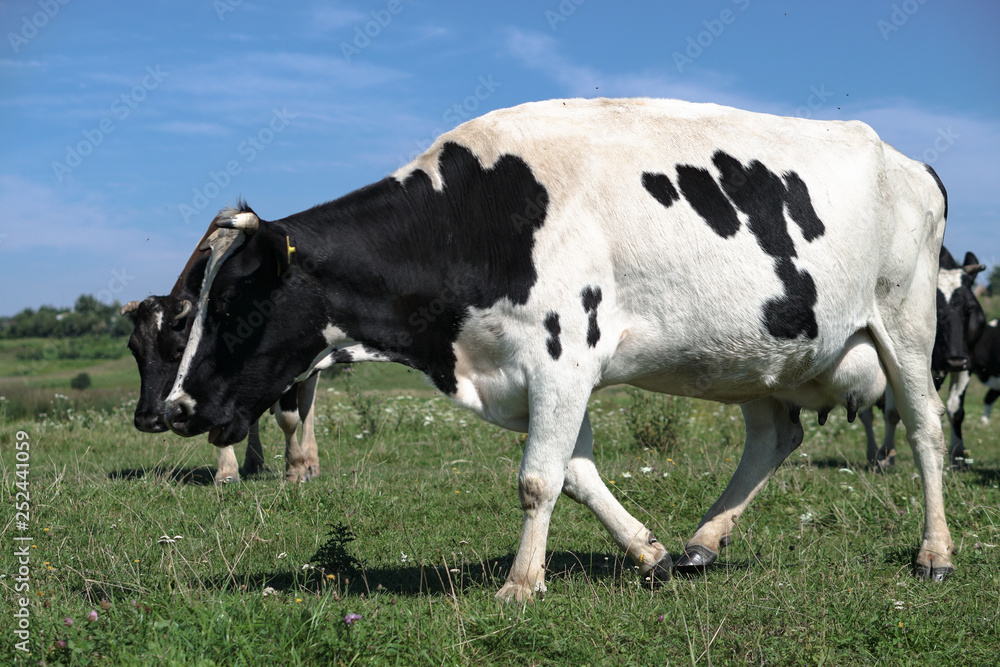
[963,263,986,275]
[120,300,140,316]
[217,210,260,233]
[175,300,193,321]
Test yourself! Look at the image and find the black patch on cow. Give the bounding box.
[642,172,679,208]
[581,286,602,347]
[543,312,562,360]
[763,258,819,339]
[675,165,741,237]
[174,142,552,442]
[924,163,948,221]
[783,172,825,241]
[673,150,827,340]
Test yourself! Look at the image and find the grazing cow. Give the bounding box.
[121,220,321,483]
[861,248,986,467]
[164,98,955,599]
[973,319,1000,424]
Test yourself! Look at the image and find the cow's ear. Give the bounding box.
[939,246,958,270]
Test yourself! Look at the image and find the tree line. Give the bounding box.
[0,295,133,339]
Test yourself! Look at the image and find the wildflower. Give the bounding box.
[799,512,814,524]
[400,552,408,563]
[344,612,362,626]
[157,535,183,544]
[641,466,652,474]
[295,598,303,603]
[63,617,74,627]
[87,610,98,622]
[621,472,632,478]
[262,587,277,596]
[100,599,111,610]
[56,640,67,649]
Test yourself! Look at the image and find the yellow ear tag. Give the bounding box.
[280,235,296,276]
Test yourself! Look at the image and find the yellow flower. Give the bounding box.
[295,598,303,604]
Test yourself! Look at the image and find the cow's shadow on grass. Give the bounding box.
[968,466,1000,487]
[107,466,276,486]
[200,550,756,598]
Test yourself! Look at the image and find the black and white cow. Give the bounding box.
[121,220,321,483]
[973,318,1000,424]
[860,248,986,468]
[164,98,955,600]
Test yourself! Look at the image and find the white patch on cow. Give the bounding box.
[166,228,247,408]
[937,268,963,302]
[154,310,164,333]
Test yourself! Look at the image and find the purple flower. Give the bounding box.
[63,617,74,627]
[343,612,362,626]
[56,640,67,649]
[87,610,98,622]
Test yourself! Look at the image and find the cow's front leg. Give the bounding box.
[215,445,240,484]
[562,412,671,580]
[496,386,590,604]
[297,373,321,479]
[274,389,307,482]
[677,397,803,572]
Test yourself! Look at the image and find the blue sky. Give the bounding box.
[1,0,998,315]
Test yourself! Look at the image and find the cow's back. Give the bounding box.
[398,99,944,402]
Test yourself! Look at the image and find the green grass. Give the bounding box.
[1,369,999,665]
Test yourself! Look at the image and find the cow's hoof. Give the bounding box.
[673,545,717,574]
[915,564,954,582]
[496,580,543,604]
[644,551,673,583]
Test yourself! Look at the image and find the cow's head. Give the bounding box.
[934,248,986,372]
[164,206,336,446]
[122,296,194,432]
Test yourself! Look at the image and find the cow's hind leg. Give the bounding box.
[676,397,803,572]
[562,413,672,580]
[297,373,321,479]
[874,389,900,469]
[241,420,265,476]
[885,356,955,579]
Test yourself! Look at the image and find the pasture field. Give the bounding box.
[2,362,999,666]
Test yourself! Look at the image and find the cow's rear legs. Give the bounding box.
[982,388,1000,425]
[860,389,899,470]
[676,397,803,572]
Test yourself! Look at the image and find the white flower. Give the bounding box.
[640,466,652,474]
[355,433,364,439]
[157,535,183,544]
[262,587,277,596]
[400,552,408,563]
[799,512,813,524]
[621,472,632,478]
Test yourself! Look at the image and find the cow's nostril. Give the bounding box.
[165,402,192,430]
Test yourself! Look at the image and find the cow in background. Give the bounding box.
[861,248,986,468]
[121,217,321,484]
[973,318,1000,424]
